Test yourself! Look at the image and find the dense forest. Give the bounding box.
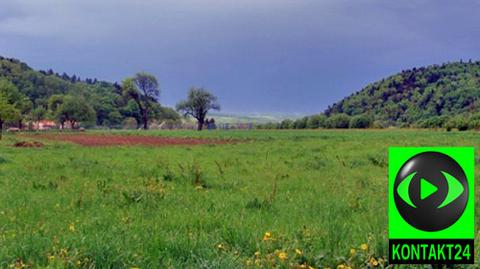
[0,56,180,130]
[261,60,480,130]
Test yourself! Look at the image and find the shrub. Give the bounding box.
[457,119,470,131]
[469,119,480,130]
[105,111,124,128]
[349,115,372,128]
[416,116,448,128]
[325,114,350,128]
[444,115,470,131]
[293,117,308,129]
[372,120,385,129]
[122,117,138,129]
[468,113,480,130]
[256,122,277,129]
[307,114,327,128]
[279,119,294,129]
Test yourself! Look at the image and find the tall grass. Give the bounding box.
[0,129,478,268]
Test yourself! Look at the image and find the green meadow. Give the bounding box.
[1,130,479,268]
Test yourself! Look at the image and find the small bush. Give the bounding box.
[122,117,138,129]
[307,114,327,128]
[325,114,350,128]
[444,115,470,131]
[416,116,448,128]
[278,119,294,129]
[349,115,372,128]
[293,117,308,129]
[468,113,480,130]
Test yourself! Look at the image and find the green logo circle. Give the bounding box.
[394,151,468,231]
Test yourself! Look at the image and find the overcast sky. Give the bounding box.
[1,0,479,114]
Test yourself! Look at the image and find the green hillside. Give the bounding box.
[0,56,179,129]
[324,60,480,129]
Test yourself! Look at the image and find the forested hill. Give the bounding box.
[324,60,480,128]
[0,56,179,128]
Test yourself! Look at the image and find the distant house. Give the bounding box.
[7,127,21,132]
[33,120,57,130]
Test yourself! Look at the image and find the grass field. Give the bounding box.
[1,129,479,268]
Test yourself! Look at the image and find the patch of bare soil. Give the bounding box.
[23,134,230,147]
[13,141,44,148]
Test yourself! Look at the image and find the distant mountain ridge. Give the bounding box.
[324,60,480,128]
[209,112,302,124]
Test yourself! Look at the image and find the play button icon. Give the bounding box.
[420,178,438,200]
[393,151,469,231]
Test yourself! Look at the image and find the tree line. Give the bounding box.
[258,60,480,131]
[3,56,480,133]
[256,112,480,131]
[0,56,220,136]
[321,60,480,130]
[256,114,372,129]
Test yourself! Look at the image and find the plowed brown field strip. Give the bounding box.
[23,134,230,147]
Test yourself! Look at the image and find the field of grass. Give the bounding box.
[1,129,479,268]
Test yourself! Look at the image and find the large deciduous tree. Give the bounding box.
[60,96,96,129]
[176,87,220,131]
[0,94,19,139]
[49,95,96,129]
[0,79,25,137]
[48,95,67,128]
[122,72,160,129]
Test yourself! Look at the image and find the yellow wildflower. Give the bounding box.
[217,243,225,250]
[360,243,368,251]
[295,248,303,255]
[48,254,55,262]
[131,267,140,269]
[350,248,356,256]
[69,223,75,232]
[60,248,68,257]
[76,260,81,266]
[369,257,379,267]
[14,260,25,269]
[263,232,272,241]
[254,251,261,257]
[277,251,288,261]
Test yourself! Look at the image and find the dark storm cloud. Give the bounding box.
[0,0,479,113]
